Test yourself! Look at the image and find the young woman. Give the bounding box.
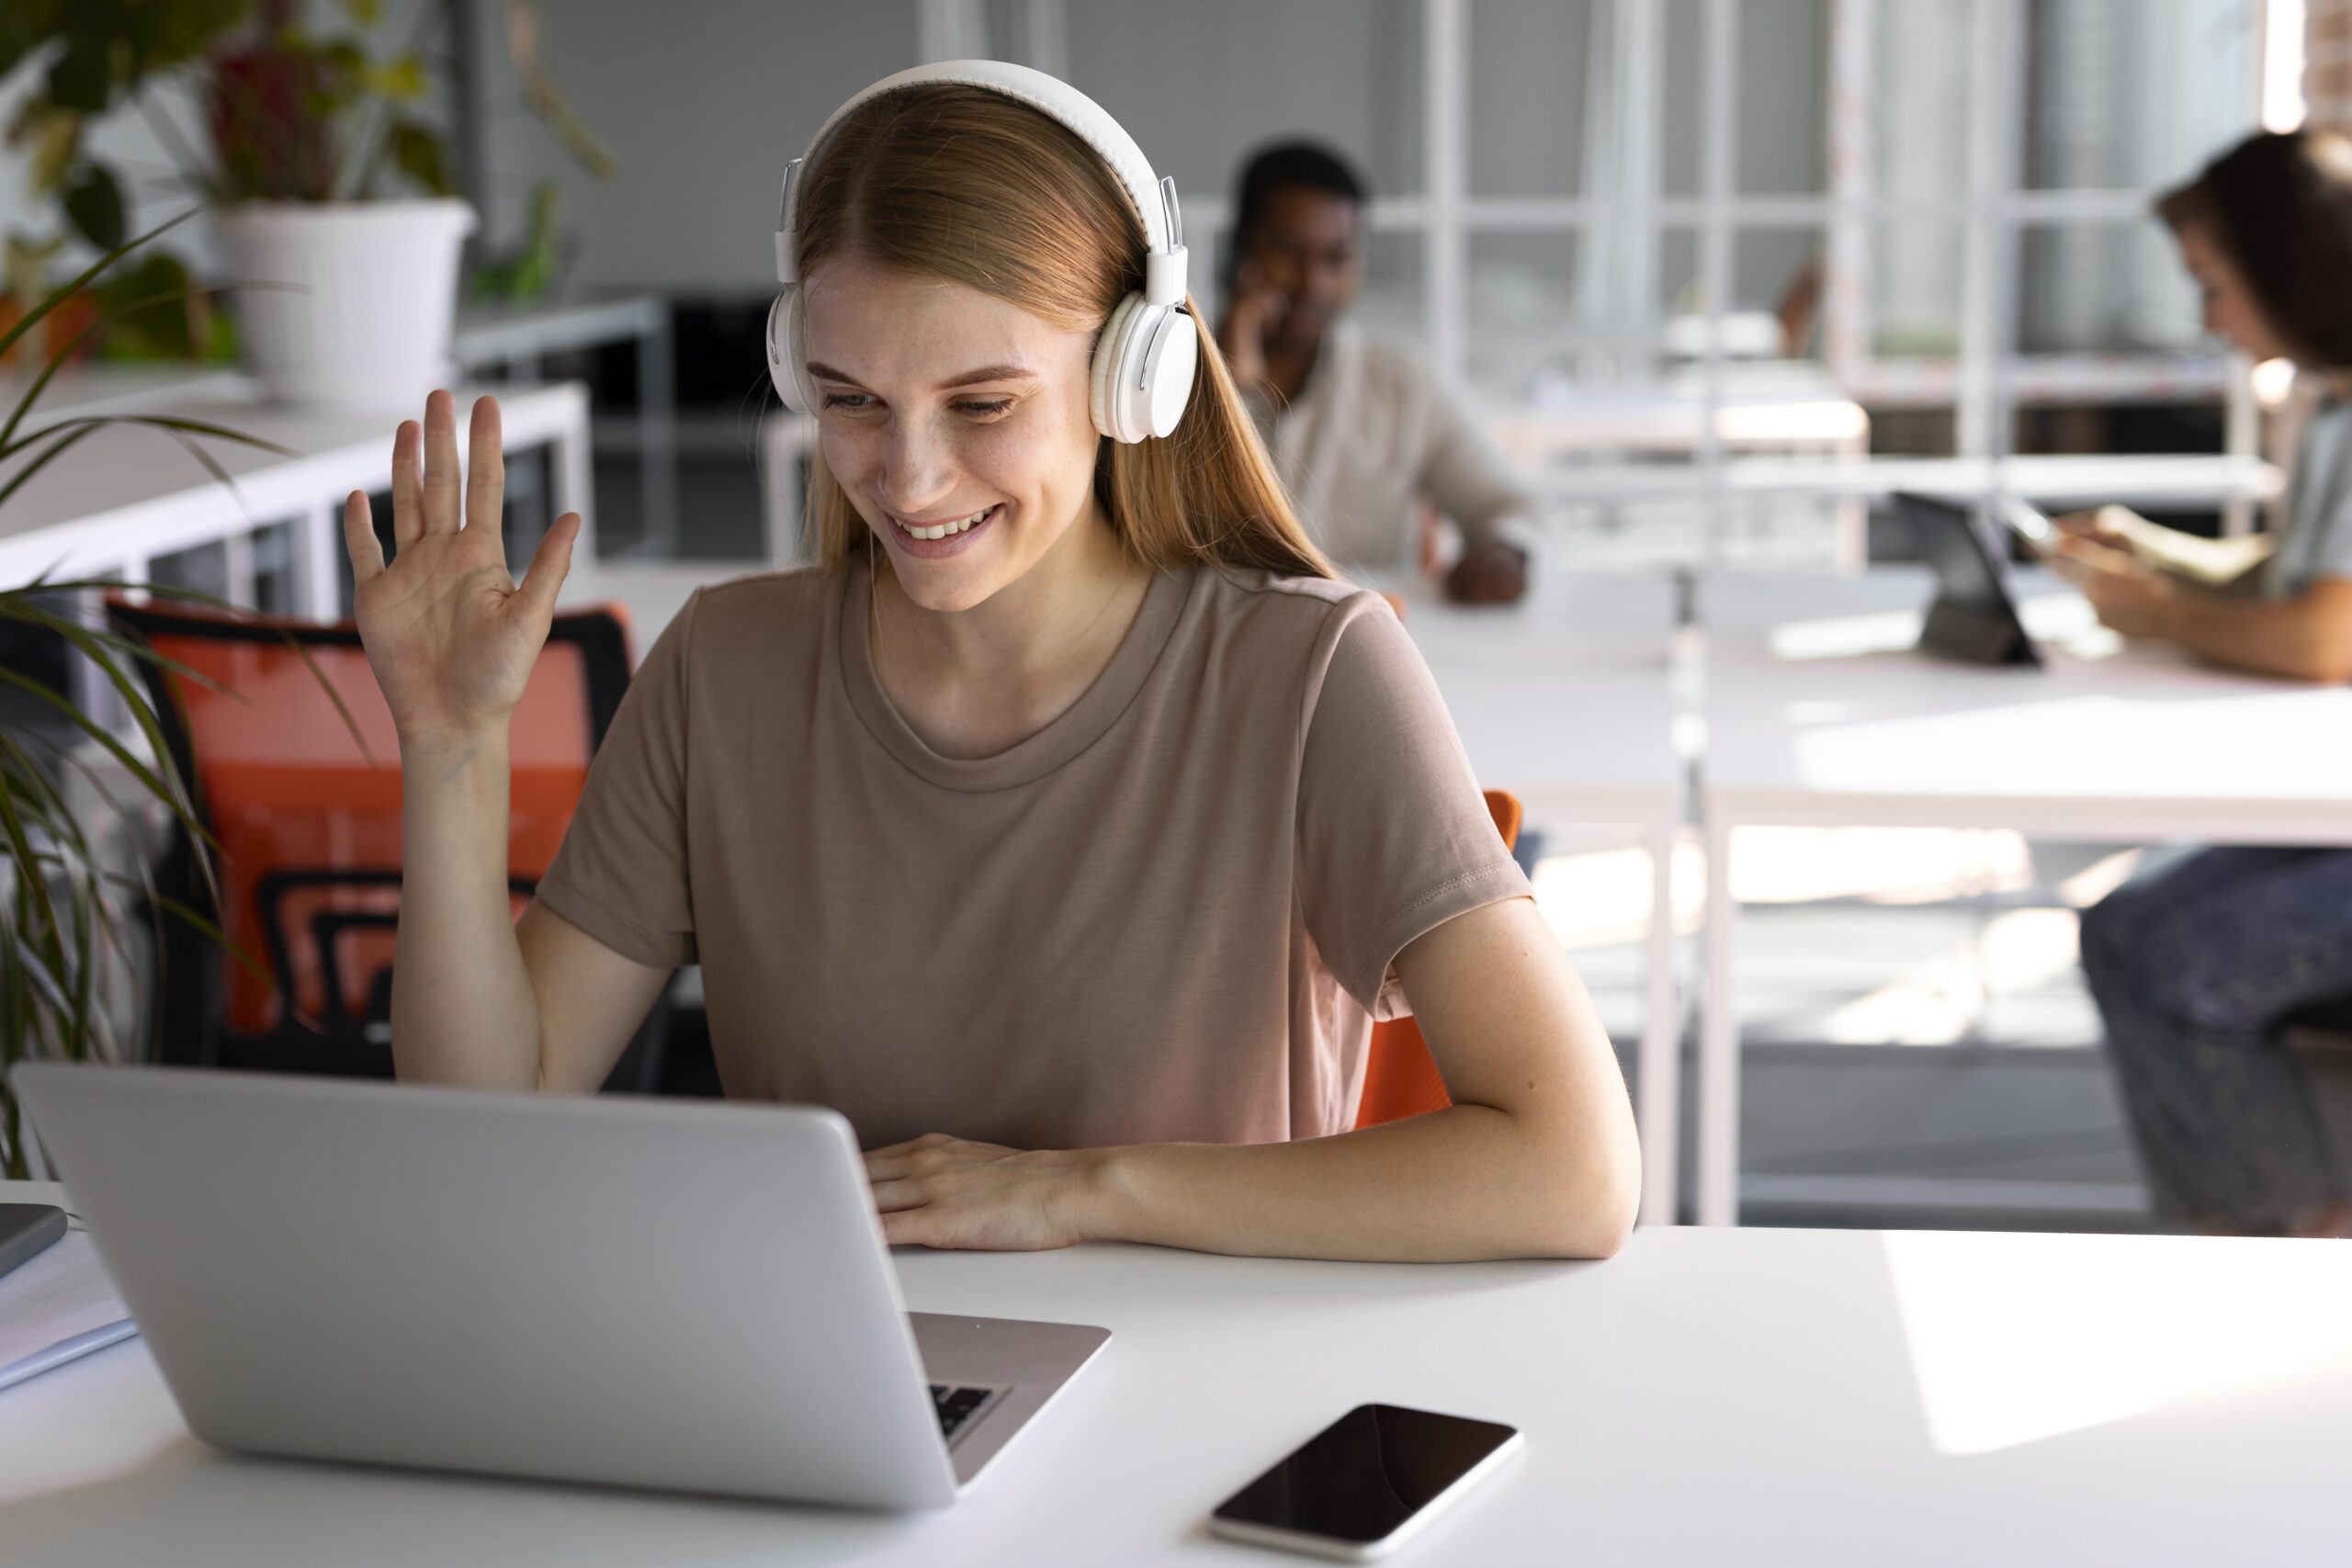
[342,64,1640,1262]
[2065,129,2352,1236]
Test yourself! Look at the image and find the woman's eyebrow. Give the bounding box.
[802,362,1039,392]
[938,364,1038,389]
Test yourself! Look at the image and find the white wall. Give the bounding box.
[462,0,917,294]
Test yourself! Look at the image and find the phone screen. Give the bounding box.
[1210,1404,1521,1550]
[1994,496,2056,549]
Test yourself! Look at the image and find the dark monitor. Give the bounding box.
[1896,491,2041,668]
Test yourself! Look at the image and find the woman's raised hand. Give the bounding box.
[344,390,581,747]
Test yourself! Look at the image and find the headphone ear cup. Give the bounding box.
[1090,293,1147,442]
[766,288,819,412]
[1136,307,1198,439]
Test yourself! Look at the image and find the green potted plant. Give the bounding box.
[0,214,306,1179]
[3,0,613,404]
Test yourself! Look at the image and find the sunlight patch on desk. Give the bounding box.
[1884,1231,2352,1457]
[1727,827,2034,907]
[1789,691,2352,796]
[1767,611,1925,661]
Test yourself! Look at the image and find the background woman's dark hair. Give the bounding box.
[2155,129,2352,367]
[1223,140,1368,296]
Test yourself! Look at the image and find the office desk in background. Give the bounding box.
[1697,569,2352,1226]
[560,563,1688,1227]
[0,371,594,609]
[6,1176,2350,1564]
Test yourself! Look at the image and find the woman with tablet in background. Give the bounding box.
[2069,129,2352,1236]
[340,64,1639,1263]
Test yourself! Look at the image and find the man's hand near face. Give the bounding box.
[1444,538,1530,605]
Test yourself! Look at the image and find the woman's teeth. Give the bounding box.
[899,506,993,541]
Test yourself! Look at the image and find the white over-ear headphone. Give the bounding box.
[764,60,1198,444]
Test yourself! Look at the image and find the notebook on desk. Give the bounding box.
[0,1227,138,1393]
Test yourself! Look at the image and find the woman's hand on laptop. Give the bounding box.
[864,1133,1106,1250]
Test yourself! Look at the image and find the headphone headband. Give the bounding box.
[774,59,1187,308]
[765,60,1197,442]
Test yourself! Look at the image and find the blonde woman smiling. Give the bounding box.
[343,63,1639,1262]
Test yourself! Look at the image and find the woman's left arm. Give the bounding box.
[865,896,1642,1262]
[2061,537,2352,682]
[2154,576,2352,682]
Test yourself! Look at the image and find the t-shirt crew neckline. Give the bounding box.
[839,555,1196,793]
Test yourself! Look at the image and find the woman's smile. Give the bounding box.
[886,502,1001,558]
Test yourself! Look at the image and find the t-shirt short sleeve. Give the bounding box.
[1295,599,1532,1012]
[534,592,698,968]
[2278,400,2352,594]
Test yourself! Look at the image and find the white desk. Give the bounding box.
[8,1177,2352,1564]
[0,372,594,614]
[559,563,1688,1226]
[1697,568,2352,1225]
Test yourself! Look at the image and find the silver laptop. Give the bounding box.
[16,1062,1108,1508]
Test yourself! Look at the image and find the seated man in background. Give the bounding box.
[1216,141,1537,604]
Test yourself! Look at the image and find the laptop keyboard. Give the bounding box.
[930,1383,997,1440]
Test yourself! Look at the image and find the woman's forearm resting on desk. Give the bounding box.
[2157,577,2352,682]
[865,898,1643,1263]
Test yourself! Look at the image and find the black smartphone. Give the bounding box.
[1207,1404,1523,1561]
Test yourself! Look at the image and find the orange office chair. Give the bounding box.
[107,596,654,1084]
[1354,788,1522,1129]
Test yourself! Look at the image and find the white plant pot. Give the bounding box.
[214,199,477,412]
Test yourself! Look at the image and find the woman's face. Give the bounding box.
[2174,220,2292,363]
[802,258,1106,614]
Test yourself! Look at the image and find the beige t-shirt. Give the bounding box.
[536,558,1529,1151]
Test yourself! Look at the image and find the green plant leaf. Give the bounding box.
[0,764,69,991]
[0,597,238,704]
[0,2,67,81]
[17,104,83,193]
[0,422,105,511]
[2,729,137,976]
[0,668,215,881]
[364,53,425,102]
[0,206,199,367]
[61,161,127,250]
[43,35,111,113]
[387,118,452,197]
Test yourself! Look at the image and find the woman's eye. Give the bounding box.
[821,392,875,412]
[955,398,1014,418]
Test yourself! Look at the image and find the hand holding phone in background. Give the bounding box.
[2085,504,2276,592]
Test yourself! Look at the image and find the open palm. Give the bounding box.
[343,390,580,743]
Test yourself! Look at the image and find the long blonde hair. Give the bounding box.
[792,83,1332,580]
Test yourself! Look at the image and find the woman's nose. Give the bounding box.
[878,419,955,513]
